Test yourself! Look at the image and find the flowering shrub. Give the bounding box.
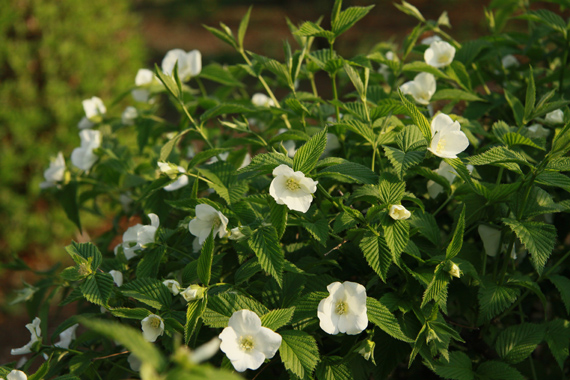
[5,1,570,379]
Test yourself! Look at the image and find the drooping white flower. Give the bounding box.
[400,72,437,105]
[229,227,245,240]
[82,96,106,122]
[318,281,368,335]
[11,317,41,355]
[163,279,181,295]
[189,204,229,245]
[448,262,461,278]
[269,165,318,213]
[501,54,519,69]
[163,166,189,192]
[141,314,164,343]
[219,309,282,372]
[40,152,66,189]
[109,270,123,287]
[132,68,158,103]
[478,224,501,257]
[421,35,442,45]
[54,324,79,349]
[545,109,564,125]
[128,353,142,371]
[5,370,28,380]
[424,40,456,68]
[388,205,411,220]
[162,49,202,82]
[428,113,469,158]
[121,213,160,260]
[527,123,550,139]
[71,129,101,171]
[251,93,275,107]
[122,106,138,125]
[181,285,206,302]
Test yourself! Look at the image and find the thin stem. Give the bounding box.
[499,235,516,284]
[331,73,340,122]
[433,195,454,217]
[196,77,208,97]
[309,73,319,97]
[371,147,376,172]
[495,167,504,185]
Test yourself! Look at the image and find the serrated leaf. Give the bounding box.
[367,297,413,342]
[398,89,432,141]
[502,218,556,274]
[397,124,427,152]
[80,273,113,307]
[316,357,352,380]
[434,351,474,380]
[56,182,82,231]
[495,323,545,364]
[467,146,530,167]
[79,317,166,371]
[239,152,293,174]
[409,209,440,245]
[359,232,392,282]
[260,307,295,331]
[294,21,335,40]
[382,217,409,257]
[521,9,567,38]
[136,246,165,278]
[394,0,425,21]
[201,103,255,122]
[199,63,244,87]
[475,361,524,380]
[122,278,172,310]
[65,241,102,271]
[238,6,252,48]
[248,226,284,287]
[536,171,570,192]
[108,308,151,320]
[431,89,484,102]
[293,128,328,174]
[279,330,320,379]
[197,230,215,286]
[524,66,536,123]
[422,265,450,311]
[446,205,465,260]
[154,62,180,99]
[401,61,449,79]
[446,61,472,91]
[202,292,269,328]
[270,202,288,239]
[504,90,524,127]
[478,279,520,323]
[235,259,262,285]
[203,24,237,48]
[502,132,544,150]
[332,5,374,37]
[185,298,207,344]
[383,146,425,179]
[549,275,570,315]
[302,219,329,247]
[318,161,378,184]
[544,319,570,369]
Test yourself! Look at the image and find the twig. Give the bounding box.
[93,350,129,361]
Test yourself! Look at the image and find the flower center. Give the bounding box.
[335,300,348,315]
[437,53,450,64]
[285,178,301,191]
[436,137,447,153]
[149,317,161,328]
[238,336,255,352]
[212,216,221,228]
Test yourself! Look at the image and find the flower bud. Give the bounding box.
[181,284,206,302]
[448,262,461,278]
[357,339,376,364]
[389,205,411,220]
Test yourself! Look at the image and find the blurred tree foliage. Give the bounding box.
[0,0,145,258]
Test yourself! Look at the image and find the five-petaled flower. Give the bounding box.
[162,49,202,82]
[11,317,41,355]
[424,40,456,68]
[189,204,229,245]
[141,314,164,342]
[219,309,282,372]
[40,152,66,189]
[389,205,411,220]
[545,109,564,125]
[121,213,160,260]
[269,165,318,213]
[428,113,469,158]
[71,129,101,171]
[318,281,368,335]
[400,72,436,105]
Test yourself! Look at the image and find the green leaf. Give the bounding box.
[536,171,570,192]
[397,124,428,152]
[495,323,545,364]
[524,66,536,123]
[108,307,151,320]
[65,241,102,271]
[154,63,180,99]
[394,0,425,21]
[79,317,166,371]
[544,319,570,369]
[260,307,295,331]
[121,278,172,310]
[202,292,269,328]
[294,21,335,40]
[383,146,425,180]
[467,146,530,167]
[318,161,379,184]
[293,128,328,174]
[199,63,244,87]
[302,219,329,247]
[401,61,449,79]
[201,103,255,122]
[502,218,556,275]
[239,152,293,175]
[197,230,215,286]
[279,330,320,379]
[504,90,524,127]
[409,209,440,246]
[316,357,352,380]
[382,217,409,257]
[359,232,393,282]
[367,297,413,342]
[185,298,207,344]
[431,89,484,102]
[248,226,284,287]
[398,89,432,142]
[160,128,191,162]
[80,273,113,307]
[270,202,288,239]
[521,9,567,38]
[546,157,570,171]
[238,6,252,48]
[56,181,82,231]
[446,61,472,91]
[332,5,374,37]
[478,279,520,323]
[235,259,262,285]
[446,205,465,260]
[421,265,450,310]
[548,275,570,315]
[203,24,237,48]
[502,132,544,150]
[136,246,165,278]
[475,361,524,380]
[343,62,364,98]
[377,174,405,205]
[434,351,474,380]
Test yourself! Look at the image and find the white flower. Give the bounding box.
[163,166,189,192]
[122,213,160,260]
[11,317,41,355]
[421,35,442,45]
[318,281,368,335]
[378,51,395,78]
[71,129,101,171]
[400,72,437,105]
[128,353,142,371]
[40,152,66,189]
[54,324,79,349]
[122,106,138,125]
[141,314,164,342]
[181,285,206,302]
[77,117,94,130]
[269,165,317,213]
[527,123,550,139]
[162,49,202,82]
[426,161,474,198]
[193,237,202,253]
[229,227,245,240]
[424,40,456,68]
[5,370,27,380]
[109,270,123,287]
[428,113,469,158]
[478,224,501,257]
[189,204,229,245]
[163,279,181,295]
[219,309,282,372]
[545,109,564,124]
[448,262,461,278]
[388,205,411,220]
[132,68,157,103]
[251,93,275,107]
[82,96,106,122]
[501,54,519,69]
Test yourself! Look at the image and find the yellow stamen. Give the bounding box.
[285,178,300,191]
[335,301,348,315]
[239,336,255,352]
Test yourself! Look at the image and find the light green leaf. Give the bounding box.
[343,62,365,98]
[504,90,524,127]
[201,103,255,122]
[121,278,173,310]
[316,357,352,380]
[401,61,449,79]
[294,21,335,40]
[502,132,544,150]
[199,63,244,87]
[521,9,567,38]
[332,5,375,37]
[202,292,269,328]
[239,152,293,174]
[366,297,413,342]
[238,6,252,48]
[536,171,570,192]
[270,202,288,239]
[248,226,284,287]
[279,330,320,379]
[524,66,536,123]
[398,89,432,141]
[108,308,151,320]
[185,298,207,344]
[495,323,545,364]
[335,119,375,144]
[409,209,440,246]
[446,61,472,91]
[394,0,425,21]
[260,307,295,331]
[421,264,450,310]
[65,241,102,271]
[203,24,237,48]
[431,89,484,102]
[154,62,180,99]
[383,146,425,180]
[397,124,427,152]
[382,216,409,257]
[378,174,406,204]
[197,230,215,286]
[80,273,113,307]
[467,146,531,167]
[446,205,465,260]
[293,128,328,174]
[359,232,393,282]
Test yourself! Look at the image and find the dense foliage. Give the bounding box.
[4,1,570,379]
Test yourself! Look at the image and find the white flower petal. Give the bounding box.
[228,310,262,336]
[254,327,282,359]
[7,370,28,380]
